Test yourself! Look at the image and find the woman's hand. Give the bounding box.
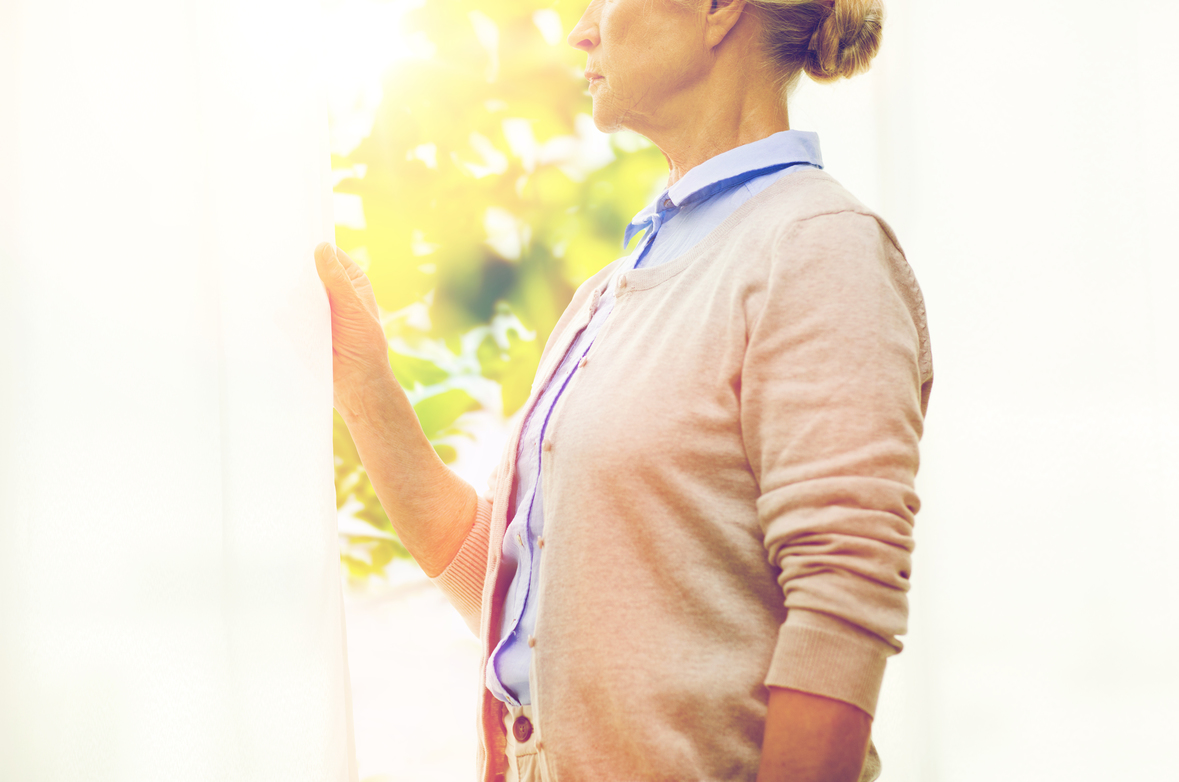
[312,242,478,577]
[313,242,392,419]
[757,687,873,782]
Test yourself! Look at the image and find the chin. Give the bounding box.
[589,94,626,134]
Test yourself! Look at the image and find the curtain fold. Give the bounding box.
[0,1,357,780]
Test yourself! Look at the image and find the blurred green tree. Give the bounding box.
[331,0,667,580]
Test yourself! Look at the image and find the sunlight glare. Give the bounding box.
[321,0,434,156]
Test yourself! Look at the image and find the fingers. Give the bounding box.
[314,241,335,265]
[314,242,358,310]
[315,242,367,286]
[314,241,343,284]
[315,242,360,294]
[314,242,380,323]
[333,246,364,278]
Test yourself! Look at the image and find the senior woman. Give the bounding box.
[316,0,932,780]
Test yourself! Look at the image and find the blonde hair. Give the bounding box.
[746,0,884,97]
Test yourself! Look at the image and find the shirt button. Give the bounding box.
[516,533,524,547]
[578,357,587,368]
[662,197,672,209]
[617,274,627,290]
[527,635,536,648]
[513,716,533,742]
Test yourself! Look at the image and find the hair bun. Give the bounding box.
[804,0,884,82]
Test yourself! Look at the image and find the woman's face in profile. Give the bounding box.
[569,0,711,133]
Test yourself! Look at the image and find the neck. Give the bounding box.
[648,88,790,187]
[625,25,790,186]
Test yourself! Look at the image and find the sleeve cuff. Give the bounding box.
[763,608,896,716]
[429,495,493,637]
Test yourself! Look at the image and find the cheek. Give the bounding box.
[603,21,687,101]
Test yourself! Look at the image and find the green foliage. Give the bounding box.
[334,411,410,581]
[332,0,667,581]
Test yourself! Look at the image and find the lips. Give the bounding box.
[585,70,604,84]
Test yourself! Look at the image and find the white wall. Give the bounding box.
[792,1,1179,779]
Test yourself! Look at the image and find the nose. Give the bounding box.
[567,0,600,51]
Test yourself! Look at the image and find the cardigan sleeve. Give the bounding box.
[429,493,494,637]
[428,444,501,637]
[743,210,932,716]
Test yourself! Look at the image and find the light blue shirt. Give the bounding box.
[485,130,824,706]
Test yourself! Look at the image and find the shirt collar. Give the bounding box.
[624,130,822,247]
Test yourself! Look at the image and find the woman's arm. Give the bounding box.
[757,687,873,782]
[744,208,931,773]
[337,362,479,577]
[315,243,478,577]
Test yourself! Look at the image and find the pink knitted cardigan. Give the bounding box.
[431,168,932,782]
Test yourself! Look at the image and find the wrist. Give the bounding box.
[757,687,872,782]
[335,359,401,428]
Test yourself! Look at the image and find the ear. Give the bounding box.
[703,0,748,50]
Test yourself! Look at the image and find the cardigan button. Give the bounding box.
[513,715,533,742]
[542,439,553,452]
[527,635,536,648]
[537,536,545,548]
[578,357,587,368]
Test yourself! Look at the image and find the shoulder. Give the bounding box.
[710,168,912,301]
[725,168,911,297]
[733,168,933,406]
[744,168,904,251]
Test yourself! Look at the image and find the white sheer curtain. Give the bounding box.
[0,1,357,780]
[793,0,1179,779]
